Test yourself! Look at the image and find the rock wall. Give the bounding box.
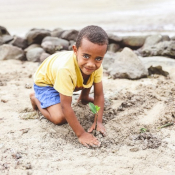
[0,25,174,80]
[1,25,175,62]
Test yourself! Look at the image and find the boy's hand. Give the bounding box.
[78,132,101,148]
[88,122,106,136]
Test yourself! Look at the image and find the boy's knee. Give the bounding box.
[51,114,66,125]
[29,92,35,99]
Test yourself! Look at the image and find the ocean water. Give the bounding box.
[0,0,175,36]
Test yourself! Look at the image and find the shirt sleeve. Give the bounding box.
[94,65,103,83]
[54,68,74,96]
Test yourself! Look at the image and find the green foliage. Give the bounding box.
[140,128,147,133]
[89,102,101,136]
[95,105,100,113]
[89,102,100,114]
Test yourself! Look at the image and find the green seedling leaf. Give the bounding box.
[89,102,97,114]
[95,105,100,112]
[89,103,101,136]
[140,128,147,133]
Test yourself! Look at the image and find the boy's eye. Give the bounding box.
[83,54,90,59]
[96,58,103,61]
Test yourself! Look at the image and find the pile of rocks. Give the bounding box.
[0,26,79,62]
[1,25,175,62]
[1,25,175,80]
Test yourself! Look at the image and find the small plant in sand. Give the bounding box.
[89,102,100,136]
[140,128,147,133]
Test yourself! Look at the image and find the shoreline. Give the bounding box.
[1,0,175,37]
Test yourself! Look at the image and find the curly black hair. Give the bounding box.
[76,25,108,49]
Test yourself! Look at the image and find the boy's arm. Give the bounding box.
[94,81,104,122]
[88,81,106,135]
[59,93,100,147]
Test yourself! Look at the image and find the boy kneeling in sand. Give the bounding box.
[30,25,108,147]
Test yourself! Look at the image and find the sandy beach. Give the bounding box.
[1,58,175,174]
[1,0,175,174]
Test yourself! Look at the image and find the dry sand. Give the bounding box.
[1,0,175,174]
[0,59,175,175]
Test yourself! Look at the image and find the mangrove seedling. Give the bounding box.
[89,102,100,136]
[140,128,147,133]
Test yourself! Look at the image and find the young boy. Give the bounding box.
[30,25,108,148]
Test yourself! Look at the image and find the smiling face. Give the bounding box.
[73,38,107,78]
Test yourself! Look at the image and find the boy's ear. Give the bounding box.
[72,45,77,54]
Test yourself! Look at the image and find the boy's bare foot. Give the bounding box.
[29,93,38,110]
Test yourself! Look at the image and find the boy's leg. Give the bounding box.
[78,87,94,105]
[30,93,66,125]
[47,104,67,125]
[30,93,38,110]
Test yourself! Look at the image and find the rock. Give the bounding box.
[171,36,175,40]
[108,43,120,52]
[25,83,32,89]
[26,28,51,45]
[12,152,22,159]
[162,35,170,41]
[41,41,55,54]
[51,28,65,37]
[11,36,28,49]
[2,35,14,43]
[122,36,146,48]
[26,47,45,62]
[148,65,169,77]
[163,41,175,58]
[0,80,7,86]
[24,44,41,52]
[143,34,163,49]
[130,147,139,152]
[0,44,25,60]
[42,36,69,52]
[0,37,3,45]
[108,33,122,44]
[61,29,79,41]
[0,35,14,45]
[40,52,50,63]
[102,51,118,70]
[0,26,10,36]
[108,47,148,79]
[1,99,8,103]
[140,56,175,79]
[139,41,175,58]
[24,163,32,169]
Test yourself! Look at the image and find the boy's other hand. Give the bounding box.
[78,132,101,148]
[88,122,106,136]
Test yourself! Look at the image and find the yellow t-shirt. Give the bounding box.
[34,51,103,96]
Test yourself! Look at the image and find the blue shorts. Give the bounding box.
[34,84,60,108]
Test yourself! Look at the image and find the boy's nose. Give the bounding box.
[87,61,95,68]
[87,59,96,65]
